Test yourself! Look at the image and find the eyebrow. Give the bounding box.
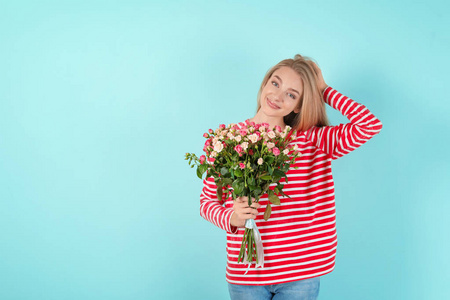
[273,75,300,95]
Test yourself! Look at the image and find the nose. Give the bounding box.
[272,90,283,103]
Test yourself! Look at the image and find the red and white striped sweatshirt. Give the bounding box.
[199,86,383,285]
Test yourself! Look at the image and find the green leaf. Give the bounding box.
[260,175,272,180]
[196,167,203,179]
[234,169,243,177]
[222,178,233,186]
[268,190,280,205]
[279,189,291,200]
[273,169,285,178]
[220,167,229,175]
[199,164,207,174]
[263,204,272,221]
[216,185,223,202]
[265,156,275,164]
[272,169,284,182]
[232,179,244,195]
[268,165,273,175]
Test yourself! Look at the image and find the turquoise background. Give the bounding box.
[1,0,448,299]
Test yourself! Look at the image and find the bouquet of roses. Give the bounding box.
[185,120,301,269]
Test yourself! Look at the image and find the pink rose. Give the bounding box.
[203,133,209,138]
[208,157,215,163]
[234,144,243,153]
[249,121,255,127]
[208,129,213,134]
[239,129,247,136]
[219,124,226,129]
[248,149,254,155]
[199,155,206,164]
[272,147,280,156]
[262,123,270,129]
[254,124,261,130]
[239,162,245,169]
[275,125,281,133]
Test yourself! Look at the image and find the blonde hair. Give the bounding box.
[256,54,330,132]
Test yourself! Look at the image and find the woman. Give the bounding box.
[199,54,383,299]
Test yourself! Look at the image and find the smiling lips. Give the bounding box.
[267,97,280,109]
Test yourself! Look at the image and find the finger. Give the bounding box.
[242,207,259,215]
[236,197,245,203]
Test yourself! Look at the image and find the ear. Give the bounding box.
[293,107,300,114]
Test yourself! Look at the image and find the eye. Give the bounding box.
[271,81,279,87]
[288,93,296,99]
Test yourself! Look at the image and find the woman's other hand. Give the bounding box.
[230,196,261,228]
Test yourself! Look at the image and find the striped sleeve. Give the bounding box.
[305,86,383,160]
[200,177,239,234]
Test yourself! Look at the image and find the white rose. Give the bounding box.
[257,158,263,165]
[283,149,289,155]
[211,151,218,157]
[259,126,266,133]
[268,131,276,139]
[214,141,224,153]
[293,144,299,151]
[235,135,242,142]
[267,142,275,149]
[280,132,286,138]
[241,142,249,151]
[248,134,258,143]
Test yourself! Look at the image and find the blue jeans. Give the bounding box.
[228,277,320,300]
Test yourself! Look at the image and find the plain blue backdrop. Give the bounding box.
[1,1,449,299]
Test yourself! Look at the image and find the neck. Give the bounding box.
[249,111,286,131]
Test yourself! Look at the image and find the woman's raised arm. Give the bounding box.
[304,86,383,160]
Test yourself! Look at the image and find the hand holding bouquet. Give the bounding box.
[186,120,302,269]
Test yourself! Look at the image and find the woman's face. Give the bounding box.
[259,66,303,119]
